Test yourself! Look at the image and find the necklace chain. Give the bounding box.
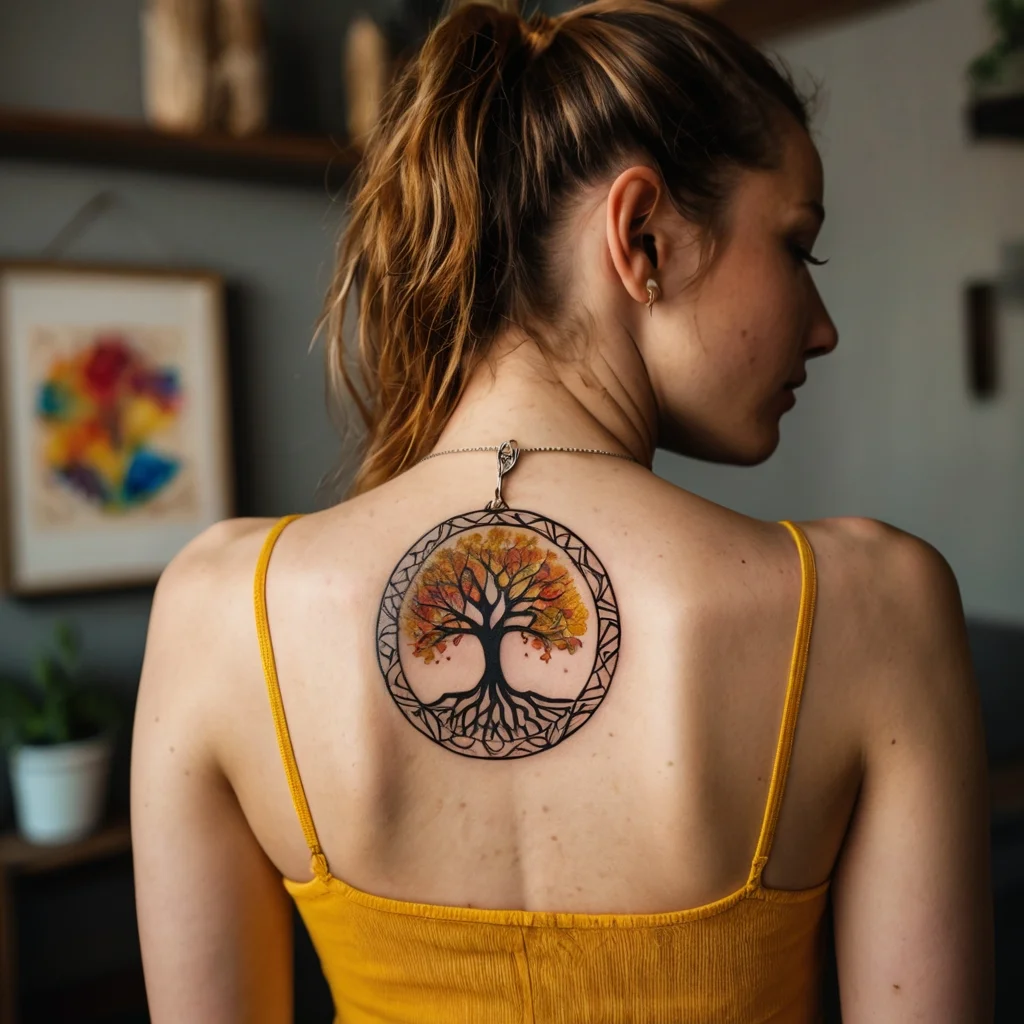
[417,440,642,511]
[417,444,640,464]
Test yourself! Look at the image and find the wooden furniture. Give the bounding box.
[0,2,940,193]
[0,106,359,189]
[971,94,1024,142]
[0,818,132,1024]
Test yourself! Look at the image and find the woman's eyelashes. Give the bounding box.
[789,241,829,267]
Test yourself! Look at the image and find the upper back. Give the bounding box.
[133,447,995,1022]
[211,455,867,914]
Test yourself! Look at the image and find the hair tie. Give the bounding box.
[521,13,559,58]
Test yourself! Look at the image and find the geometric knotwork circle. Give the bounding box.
[376,507,620,759]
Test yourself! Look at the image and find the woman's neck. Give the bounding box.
[432,331,657,468]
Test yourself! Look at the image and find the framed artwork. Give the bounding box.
[0,262,233,594]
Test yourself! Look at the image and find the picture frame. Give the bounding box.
[0,261,234,595]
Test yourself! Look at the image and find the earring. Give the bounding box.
[646,277,661,317]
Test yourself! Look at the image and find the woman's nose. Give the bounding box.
[806,288,839,359]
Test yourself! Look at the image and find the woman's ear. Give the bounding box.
[606,167,663,307]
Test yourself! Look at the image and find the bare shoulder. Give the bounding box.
[797,514,962,625]
[798,512,949,568]
[132,516,288,839]
[156,516,281,598]
[772,515,982,781]
[137,517,282,715]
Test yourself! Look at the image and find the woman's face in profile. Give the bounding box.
[646,119,839,467]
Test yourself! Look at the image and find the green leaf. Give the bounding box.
[0,620,116,749]
[0,681,38,747]
[54,619,80,674]
[986,0,1024,43]
[969,51,1004,84]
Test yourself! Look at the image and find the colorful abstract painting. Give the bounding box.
[36,331,185,513]
[1,265,230,593]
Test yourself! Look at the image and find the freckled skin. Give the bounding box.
[632,119,837,467]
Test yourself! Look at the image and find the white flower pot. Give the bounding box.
[8,734,113,845]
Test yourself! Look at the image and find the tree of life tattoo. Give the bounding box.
[376,508,620,759]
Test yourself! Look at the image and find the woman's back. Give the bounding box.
[134,448,992,1021]
[226,458,860,911]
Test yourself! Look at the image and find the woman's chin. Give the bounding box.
[659,422,781,466]
[731,433,780,467]
[718,417,784,466]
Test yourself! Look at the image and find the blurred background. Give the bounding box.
[0,0,1021,1021]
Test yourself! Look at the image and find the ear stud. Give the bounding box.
[646,278,661,316]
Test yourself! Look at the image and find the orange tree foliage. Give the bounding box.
[402,527,588,666]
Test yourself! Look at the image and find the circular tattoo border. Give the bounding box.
[375,507,621,760]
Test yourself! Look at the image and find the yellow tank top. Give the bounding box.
[254,515,829,1023]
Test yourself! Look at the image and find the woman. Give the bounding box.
[131,0,994,1020]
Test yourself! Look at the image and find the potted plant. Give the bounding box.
[969,0,1024,97]
[0,621,121,845]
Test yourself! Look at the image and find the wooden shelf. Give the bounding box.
[970,93,1024,141]
[0,817,131,876]
[0,107,359,189]
[694,0,915,38]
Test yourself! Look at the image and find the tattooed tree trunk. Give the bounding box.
[428,623,575,752]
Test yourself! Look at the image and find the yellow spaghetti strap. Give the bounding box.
[747,520,818,888]
[253,513,329,877]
